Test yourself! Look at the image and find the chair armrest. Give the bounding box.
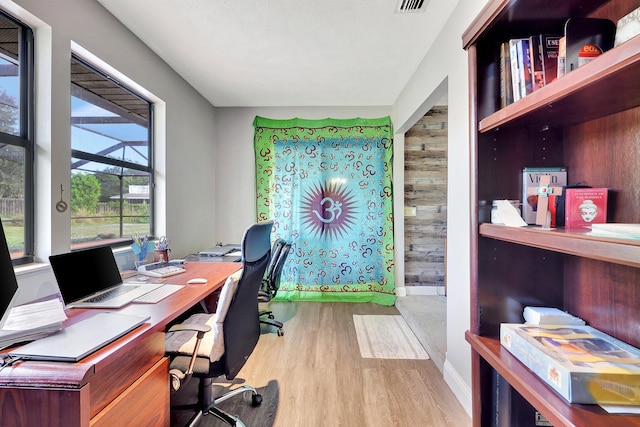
[168,323,211,339]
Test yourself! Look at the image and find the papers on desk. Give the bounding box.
[0,298,67,349]
[226,250,241,257]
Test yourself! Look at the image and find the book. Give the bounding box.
[539,35,561,85]
[564,187,608,229]
[509,39,524,101]
[499,41,514,107]
[521,167,568,225]
[557,36,566,78]
[0,298,66,350]
[518,39,534,96]
[501,323,640,405]
[555,184,590,227]
[528,36,545,91]
[517,39,534,97]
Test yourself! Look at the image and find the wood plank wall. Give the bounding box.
[404,106,448,292]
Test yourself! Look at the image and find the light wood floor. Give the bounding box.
[172,301,471,426]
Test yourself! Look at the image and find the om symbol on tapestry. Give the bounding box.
[302,181,357,239]
[312,197,343,223]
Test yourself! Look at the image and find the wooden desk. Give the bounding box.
[0,261,241,427]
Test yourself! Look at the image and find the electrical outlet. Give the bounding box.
[404,206,417,217]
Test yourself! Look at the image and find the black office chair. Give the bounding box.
[258,239,290,336]
[165,221,273,427]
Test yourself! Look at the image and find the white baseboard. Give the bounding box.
[401,285,445,296]
[443,358,472,417]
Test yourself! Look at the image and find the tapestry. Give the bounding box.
[253,116,395,306]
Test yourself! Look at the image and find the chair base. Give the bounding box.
[172,380,262,427]
[259,310,284,336]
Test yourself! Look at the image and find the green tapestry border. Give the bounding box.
[253,116,393,134]
[274,290,396,306]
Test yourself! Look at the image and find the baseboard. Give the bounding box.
[403,285,445,296]
[443,358,472,417]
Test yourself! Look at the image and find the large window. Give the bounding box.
[0,12,34,264]
[70,55,153,249]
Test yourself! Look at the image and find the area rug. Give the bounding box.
[353,315,429,360]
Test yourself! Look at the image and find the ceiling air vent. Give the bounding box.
[395,0,428,14]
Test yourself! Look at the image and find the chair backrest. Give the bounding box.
[269,241,290,294]
[264,238,286,286]
[222,220,272,379]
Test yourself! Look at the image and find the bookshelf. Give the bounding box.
[463,1,640,426]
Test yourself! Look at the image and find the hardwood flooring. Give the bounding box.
[171,301,470,426]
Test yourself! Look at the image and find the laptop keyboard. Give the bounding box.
[85,285,138,303]
[132,284,183,303]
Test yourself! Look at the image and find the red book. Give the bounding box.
[564,188,608,229]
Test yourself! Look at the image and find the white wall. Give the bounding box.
[392,0,490,414]
[8,0,221,295]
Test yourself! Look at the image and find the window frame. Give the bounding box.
[70,54,155,250]
[0,11,35,266]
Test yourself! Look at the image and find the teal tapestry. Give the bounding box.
[254,116,395,306]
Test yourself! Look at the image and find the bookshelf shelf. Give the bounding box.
[480,224,640,268]
[478,35,640,132]
[465,0,640,425]
[465,332,640,427]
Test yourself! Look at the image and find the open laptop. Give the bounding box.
[49,246,163,308]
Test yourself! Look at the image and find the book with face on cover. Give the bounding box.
[564,187,608,229]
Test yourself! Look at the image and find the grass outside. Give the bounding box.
[4,222,150,253]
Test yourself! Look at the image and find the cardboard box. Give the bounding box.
[500,323,640,404]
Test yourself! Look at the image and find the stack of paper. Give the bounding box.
[523,306,585,326]
[0,298,67,349]
[590,223,640,239]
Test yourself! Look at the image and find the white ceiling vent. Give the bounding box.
[395,0,428,14]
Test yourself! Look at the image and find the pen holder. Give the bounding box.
[131,241,154,267]
[154,248,170,263]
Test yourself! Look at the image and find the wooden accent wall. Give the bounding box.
[404,106,448,291]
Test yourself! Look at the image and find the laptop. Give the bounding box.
[49,246,163,308]
[198,243,240,257]
[9,312,149,362]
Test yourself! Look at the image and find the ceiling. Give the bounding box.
[96,0,455,108]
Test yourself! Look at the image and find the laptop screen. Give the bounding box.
[49,246,123,305]
[0,218,19,322]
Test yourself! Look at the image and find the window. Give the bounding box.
[70,55,153,249]
[0,11,34,265]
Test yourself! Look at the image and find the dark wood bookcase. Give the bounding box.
[462,1,640,426]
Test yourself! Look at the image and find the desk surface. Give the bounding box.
[0,260,241,426]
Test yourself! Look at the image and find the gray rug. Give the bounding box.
[353,314,429,360]
[395,295,446,373]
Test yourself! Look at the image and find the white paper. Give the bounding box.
[2,298,67,331]
[495,200,527,227]
[227,251,241,257]
[601,404,640,414]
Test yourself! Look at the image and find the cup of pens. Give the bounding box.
[154,236,170,263]
[131,234,152,267]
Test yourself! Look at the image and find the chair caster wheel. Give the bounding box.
[252,393,263,407]
[277,328,284,337]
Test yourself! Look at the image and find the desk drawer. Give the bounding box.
[90,357,169,427]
